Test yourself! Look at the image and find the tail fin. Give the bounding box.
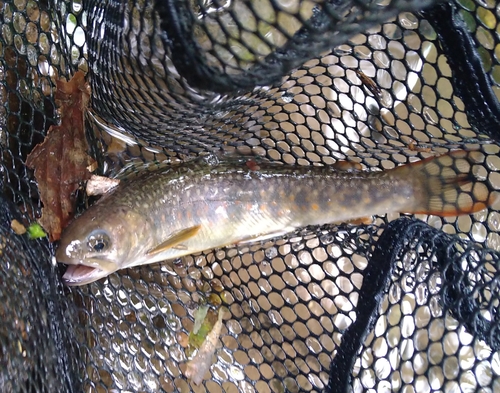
[393,150,497,217]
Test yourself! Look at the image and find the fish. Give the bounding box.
[56,151,496,286]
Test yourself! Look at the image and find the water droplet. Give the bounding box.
[264,247,277,259]
[487,233,500,252]
[228,365,245,381]
[291,241,304,252]
[203,153,220,166]
[471,223,487,243]
[320,233,334,245]
[402,250,417,270]
[488,212,500,230]
[281,92,293,103]
[334,45,352,56]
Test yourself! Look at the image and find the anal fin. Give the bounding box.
[344,216,374,225]
[236,229,293,245]
[331,160,362,171]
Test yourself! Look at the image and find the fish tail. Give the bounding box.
[393,150,496,216]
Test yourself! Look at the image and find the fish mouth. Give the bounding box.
[62,264,113,286]
[60,257,119,286]
[57,249,120,285]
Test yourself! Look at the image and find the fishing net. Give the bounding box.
[2,0,500,392]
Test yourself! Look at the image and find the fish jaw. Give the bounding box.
[62,264,118,286]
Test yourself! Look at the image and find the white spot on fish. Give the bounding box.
[66,240,81,257]
[215,205,228,218]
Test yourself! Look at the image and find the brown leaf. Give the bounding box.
[10,219,27,235]
[26,71,92,242]
[86,174,120,196]
[184,308,226,385]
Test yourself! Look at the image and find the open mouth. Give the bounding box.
[62,264,109,286]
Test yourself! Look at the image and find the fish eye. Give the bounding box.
[87,230,110,253]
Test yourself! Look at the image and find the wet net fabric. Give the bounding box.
[0,194,79,392]
[2,0,500,392]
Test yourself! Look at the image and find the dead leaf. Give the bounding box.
[87,159,99,173]
[11,219,26,235]
[26,71,92,242]
[184,307,225,385]
[407,138,432,153]
[355,69,382,97]
[86,175,120,196]
[186,306,219,356]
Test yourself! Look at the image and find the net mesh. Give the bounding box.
[1,0,500,392]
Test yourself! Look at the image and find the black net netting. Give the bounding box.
[2,0,500,392]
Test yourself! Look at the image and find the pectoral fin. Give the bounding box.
[146,225,201,256]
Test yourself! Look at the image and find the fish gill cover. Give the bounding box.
[1,0,500,392]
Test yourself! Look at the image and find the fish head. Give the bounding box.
[56,204,153,286]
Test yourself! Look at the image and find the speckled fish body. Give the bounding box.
[56,152,494,285]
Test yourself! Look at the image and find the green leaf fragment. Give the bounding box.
[187,306,219,356]
[192,305,209,335]
[27,223,47,239]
